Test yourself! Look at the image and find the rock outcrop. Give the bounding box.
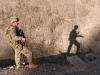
[0,0,100,59]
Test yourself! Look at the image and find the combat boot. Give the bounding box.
[29,64,38,68]
[27,58,38,68]
[26,51,38,68]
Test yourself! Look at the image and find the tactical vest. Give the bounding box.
[5,27,22,51]
[5,26,26,64]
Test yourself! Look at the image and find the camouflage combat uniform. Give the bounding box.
[7,17,38,69]
[9,26,33,68]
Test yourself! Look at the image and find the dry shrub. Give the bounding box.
[0,0,100,59]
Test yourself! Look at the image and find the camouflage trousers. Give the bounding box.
[14,44,33,67]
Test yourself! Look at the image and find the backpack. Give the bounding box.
[5,27,14,47]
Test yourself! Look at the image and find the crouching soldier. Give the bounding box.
[5,16,38,69]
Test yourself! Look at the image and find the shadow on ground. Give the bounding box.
[0,59,15,68]
[0,53,68,68]
[34,53,69,65]
[0,52,98,69]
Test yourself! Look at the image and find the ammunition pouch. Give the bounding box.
[10,41,23,51]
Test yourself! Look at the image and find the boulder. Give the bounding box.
[66,55,84,65]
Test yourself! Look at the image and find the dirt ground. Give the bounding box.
[0,52,100,75]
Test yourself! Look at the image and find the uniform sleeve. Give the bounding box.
[10,27,22,40]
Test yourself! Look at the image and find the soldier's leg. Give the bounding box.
[21,46,38,68]
[15,49,21,69]
[15,44,23,69]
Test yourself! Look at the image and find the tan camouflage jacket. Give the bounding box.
[9,25,22,45]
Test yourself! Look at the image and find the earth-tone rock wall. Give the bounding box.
[0,0,100,59]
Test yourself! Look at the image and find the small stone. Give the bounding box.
[53,68,56,70]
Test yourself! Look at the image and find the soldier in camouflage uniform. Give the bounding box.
[7,16,38,69]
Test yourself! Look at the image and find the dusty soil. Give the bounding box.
[0,52,100,75]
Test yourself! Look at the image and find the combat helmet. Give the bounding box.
[10,16,19,23]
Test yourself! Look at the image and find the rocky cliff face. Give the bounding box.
[0,0,100,59]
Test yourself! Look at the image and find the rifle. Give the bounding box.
[17,29,27,64]
[17,29,26,45]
